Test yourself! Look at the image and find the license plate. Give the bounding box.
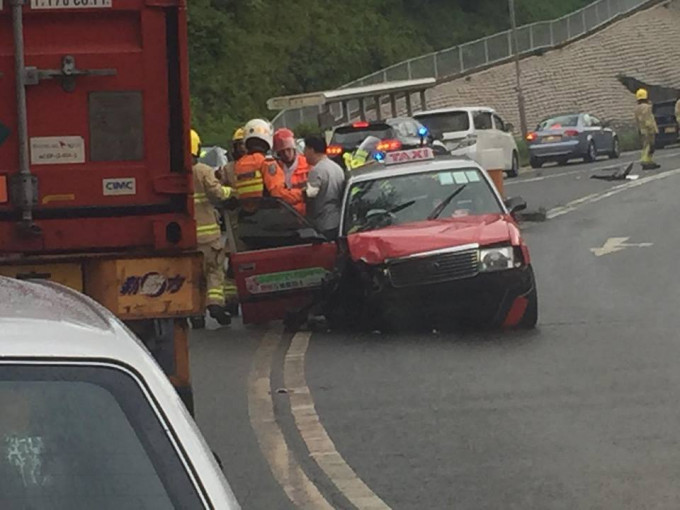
[665,126,677,134]
[31,0,112,9]
[544,136,562,143]
[0,263,83,291]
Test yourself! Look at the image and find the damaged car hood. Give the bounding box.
[346,214,518,264]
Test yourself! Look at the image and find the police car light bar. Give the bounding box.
[383,147,435,165]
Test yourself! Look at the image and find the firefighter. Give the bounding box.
[216,127,246,316]
[273,128,309,215]
[235,119,305,209]
[634,88,661,170]
[191,129,234,328]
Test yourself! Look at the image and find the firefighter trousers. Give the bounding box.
[641,132,656,164]
[198,240,226,307]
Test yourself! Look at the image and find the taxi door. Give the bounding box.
[228,198,338,324]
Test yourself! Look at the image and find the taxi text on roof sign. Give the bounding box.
[384,148,435,165]
[30,0,112,9]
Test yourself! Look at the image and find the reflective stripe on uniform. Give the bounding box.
[208,288,225,298]
[194,192,209,204]
[222,186,232,199]
[197,224,220,237]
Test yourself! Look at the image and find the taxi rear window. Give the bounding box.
[0,364,205,509]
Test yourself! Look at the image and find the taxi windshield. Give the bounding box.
[344,167,503,235]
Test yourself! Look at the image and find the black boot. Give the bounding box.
[190,316,206,330]
[207,304,232,326]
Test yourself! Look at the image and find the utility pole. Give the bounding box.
[509,0,528,136]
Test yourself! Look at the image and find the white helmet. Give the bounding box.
[243,118,274,150]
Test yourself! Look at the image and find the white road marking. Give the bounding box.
[247,327,333,510]
[547,167,680,219]
[590,237,654,257]
[284,331,392,510]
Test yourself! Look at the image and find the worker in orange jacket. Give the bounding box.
[273,128,309,215]
[235,119,305,209]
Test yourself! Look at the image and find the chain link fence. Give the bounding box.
[273,0,654,128]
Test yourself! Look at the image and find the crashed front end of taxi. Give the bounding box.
[323,233,536,331]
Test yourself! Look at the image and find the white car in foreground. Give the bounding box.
[415,107,520,177]
[0,276,240,509]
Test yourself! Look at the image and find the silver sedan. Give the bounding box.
[526,113,620,168]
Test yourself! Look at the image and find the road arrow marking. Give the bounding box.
[590,237,653,257]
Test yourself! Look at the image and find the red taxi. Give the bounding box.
[228,148,537,330]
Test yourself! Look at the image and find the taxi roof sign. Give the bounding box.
[383,148,435,166]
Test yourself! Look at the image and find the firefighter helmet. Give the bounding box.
[636,88,649,101]
[190,129,201,157]
[243,119,274,150]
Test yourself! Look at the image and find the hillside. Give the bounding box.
[188,0,594,142]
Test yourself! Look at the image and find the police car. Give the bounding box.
[228,148,537,330]
[0,277,240,509]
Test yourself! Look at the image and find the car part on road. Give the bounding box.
[591,162,635,181]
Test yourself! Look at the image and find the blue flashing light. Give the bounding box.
[374,151,386,162]
[418,126,429,137]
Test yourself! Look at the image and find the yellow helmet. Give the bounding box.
[190,129,201,157]
[232,127,245,142]
[636,88,648,101]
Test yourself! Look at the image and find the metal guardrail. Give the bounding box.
[273,0,655,128]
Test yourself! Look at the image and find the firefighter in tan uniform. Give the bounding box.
[217,127,247,314]
[634,88,661,170]
[191,129,235,327]
[675,96,680,132]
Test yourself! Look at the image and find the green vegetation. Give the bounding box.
[188,0,595,142]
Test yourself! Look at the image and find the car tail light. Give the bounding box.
[564,129,579,137]
[326,145,343,156]
[525,132,537,142]
[352,121,369,128]
[377,139,402,152]
[0,175,6,204]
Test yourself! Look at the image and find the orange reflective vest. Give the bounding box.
[280,155,310,215]
[234,153,267,199]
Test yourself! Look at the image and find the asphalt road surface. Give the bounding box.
[192,146,680,509]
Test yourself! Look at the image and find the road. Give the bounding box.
[191,147,680,509]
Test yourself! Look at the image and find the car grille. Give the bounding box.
[387,248,479,288]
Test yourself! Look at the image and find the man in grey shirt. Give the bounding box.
[303,136,346,239]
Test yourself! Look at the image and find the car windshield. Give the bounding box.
[415,112,470,138]
[538,115,580,130]
[331,125,394,148]
[344,167,502,234]
[0,364,204,510]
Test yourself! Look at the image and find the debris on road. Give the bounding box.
[591,162,636,181]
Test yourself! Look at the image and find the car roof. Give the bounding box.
[348,156,482,184]
[0,276,148,359]
[0,276,239,507]
[414,107,495,116]
[333,117,416,130]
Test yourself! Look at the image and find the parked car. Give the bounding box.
[326,117,445,169]
[653,100,679,149]
[226,149,537,331]
[526,113,620,168]
[414,107,520,177]
[0,277,240,509]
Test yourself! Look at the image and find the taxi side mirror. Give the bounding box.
[504,196,527,214]
[297,227,328,244]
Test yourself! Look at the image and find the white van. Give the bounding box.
[414,107,520,177]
